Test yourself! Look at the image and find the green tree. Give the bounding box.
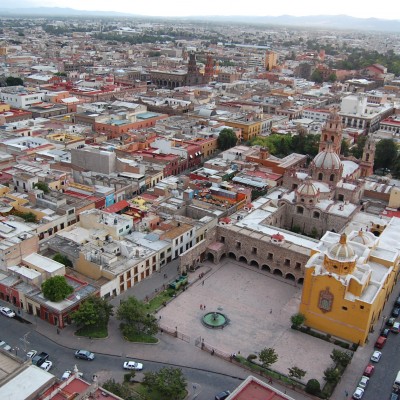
[291,313,305,328]
[288,366,307,380]
[305,378,321,395]
[375,138,398,173]
[311,69,323,83]
[217,128,237,151]
[323,367,341,383]
[117,296,158,337]
[41,275,74,302]
[6,76,23,86]
[341,140,350,157]
[258,347,278,369]
[102,378,138,399]
[53,253,73,267]
[72,296,113,329]
[350,135,367,159]
[143,367,187,400]
[330,349,352,367]
[391,156,400,179]
[328,72,337,82]
[18,211,37,223]
[33,181,50,194]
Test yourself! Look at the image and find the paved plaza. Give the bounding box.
[159,258,338,384]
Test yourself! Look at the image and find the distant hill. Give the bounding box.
[0,7,400,32]
[190,14,400,32]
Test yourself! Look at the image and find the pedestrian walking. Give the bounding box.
[200,304,203,310]
[270,309,272,314]
[204,305,206,310]
[345,390,349,398]
[268,377,273,384]
[202,280,204,286]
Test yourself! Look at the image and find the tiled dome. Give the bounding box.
[313,149,341,170]
[297,179,318,196]
[327,233,355,261]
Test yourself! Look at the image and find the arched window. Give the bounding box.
[366,154,370,162]
[313,211,320,219]
[330,174,335,182]
[318,173,323,181]
[331,136,334,141]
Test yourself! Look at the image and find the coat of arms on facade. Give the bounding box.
[318,287,334,313]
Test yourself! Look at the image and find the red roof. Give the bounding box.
[104,200,129,213]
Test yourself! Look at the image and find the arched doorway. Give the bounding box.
[249,260,259,268]
[228,252,237,260]
[218,253,226,263]
[273,269,283,277]
[238,256,248,264]
[285,273,295,281]
[297,278,304,285]
[262,264,271,273]
[207,253,215,263]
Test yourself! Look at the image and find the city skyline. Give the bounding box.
[4,0,400,21]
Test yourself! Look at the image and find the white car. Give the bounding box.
[123,361,143,371]
[353,387,365,400]
[0,307,15,318]
[40,360,53,372]
[358,376,369,389]
[61,370,72,380]
[370,350,382,362]
[26,350,37,359]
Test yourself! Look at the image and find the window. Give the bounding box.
[318,173,323,181]
[313,211,320,219]
[119,228,123,233]
[252,247,257,255]
[236,241,241,249]
[268,253,273,260]
[220,236,225,243]
[296,206,304,214]
[284,259,290,266]
[295,262,301,270]
[338,194,344,202]
[330,174,335,182]
[342,306,348,311]
[360,305,364,310]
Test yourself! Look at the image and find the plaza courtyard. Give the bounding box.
[158,258,340,384]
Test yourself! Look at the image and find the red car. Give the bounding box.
[363,364,375,377]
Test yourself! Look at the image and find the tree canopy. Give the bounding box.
[258,347,278,369]
[53,253,73,268]
[217,128,237,151]
[41,275,74,302]
[143,367,187,400]
[72,296,113,329]
[6,76,23,86]
[374,138,398,172]
[34,181,50,194]
[117,296,158,337]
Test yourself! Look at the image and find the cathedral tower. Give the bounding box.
[360,136,375,177]
[319,109,343,155]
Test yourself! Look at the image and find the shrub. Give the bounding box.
[247,354,257,361]
[305,378,320,395]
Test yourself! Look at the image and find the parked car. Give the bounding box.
[392,307,400,317]
[387,317,396,327]
[0,307,15,318]
[75,349,94,360]
[26,350,37,359]
[0,340,11,351]
[358,376,369,389]
[392,321,400,333]
[374,336,387,349]
[40,360,53,372]
[61,370,71,380]
[215,391,231,400]
[32,352,49,367]
[370,350,382,362]
[380,328,390,338]
[352,387,364,399]
[363,364,375,377]
[123,361,143,370]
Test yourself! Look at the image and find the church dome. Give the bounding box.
[297,179,319,196]
[327,233,356,261]
[348,230,376,247]
[313,149,341,170]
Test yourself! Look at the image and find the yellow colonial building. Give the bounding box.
[300,218,400,345]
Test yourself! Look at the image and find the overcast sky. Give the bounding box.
[7,0,400,20]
